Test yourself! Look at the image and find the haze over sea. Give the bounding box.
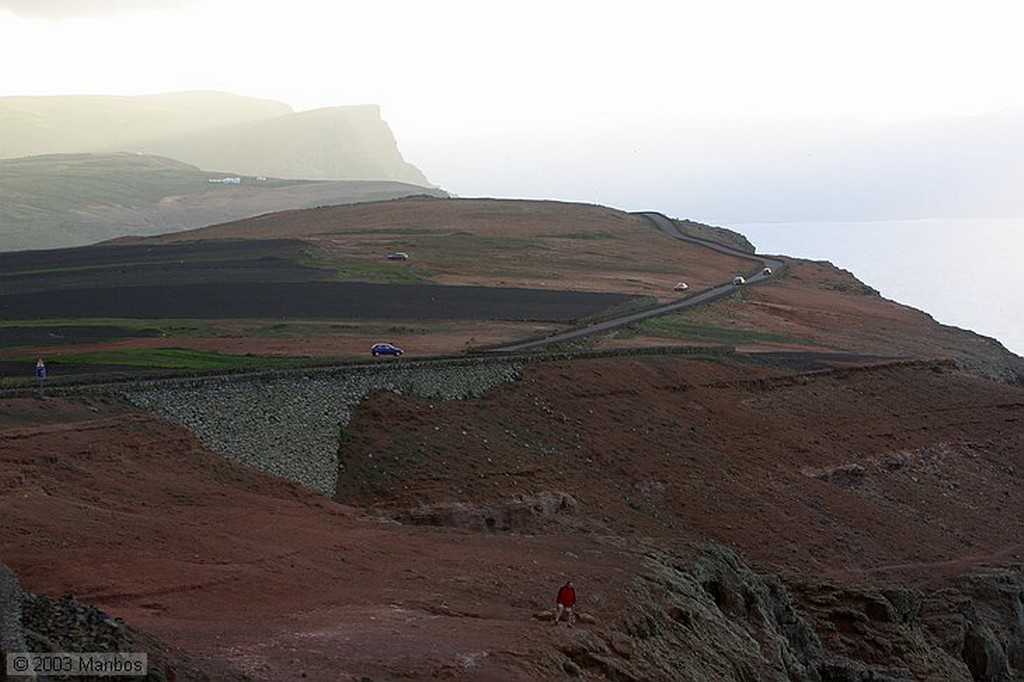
[730,218,1024,357]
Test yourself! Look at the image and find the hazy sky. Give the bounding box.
[4,1,1021,209]
[3,0,1022,136]
[4,0,1022,218]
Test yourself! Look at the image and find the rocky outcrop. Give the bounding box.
[2,564,137,681]
[794,568,1024,682]
[953,344,1024,388]
[553,546,1024,681]
[392,491,581,531]
[0,561,29,680]
[564,545,911,682]
[19,594,131,656]
[4,585,183,681]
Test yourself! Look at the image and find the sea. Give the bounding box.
[727,218,1024,358]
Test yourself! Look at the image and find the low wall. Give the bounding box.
[117,346,733,495]
[119,359,525,494]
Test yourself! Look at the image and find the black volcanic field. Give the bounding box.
[0,239,641,346]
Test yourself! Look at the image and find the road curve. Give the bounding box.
[0,212,787,396]
[488,212,783,353]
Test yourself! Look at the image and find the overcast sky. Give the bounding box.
[3,0,1022,134]
[3,1,1023,217]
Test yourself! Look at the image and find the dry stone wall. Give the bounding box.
[119,359,523,494]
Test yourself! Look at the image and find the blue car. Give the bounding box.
[371,343,404,357]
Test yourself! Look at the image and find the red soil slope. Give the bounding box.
[2,355,1021,680]
[3,198,1022,679]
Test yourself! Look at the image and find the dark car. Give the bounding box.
[386,252,409,261]
[371,343,404,357]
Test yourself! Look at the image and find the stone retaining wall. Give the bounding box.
[119,358,525,494]
[116,346,732,495]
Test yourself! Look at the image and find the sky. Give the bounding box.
[3,1,1023,138]
[3,0,1022,217]
[2,0,1023,353]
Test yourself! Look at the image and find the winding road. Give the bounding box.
[489,212,784,352]
[0,212,789,396]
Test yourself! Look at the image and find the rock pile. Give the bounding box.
[20,593,132,654]
[394,491,581,531]
[0,561,28,666]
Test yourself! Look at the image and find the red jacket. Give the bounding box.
[556,583,576,607]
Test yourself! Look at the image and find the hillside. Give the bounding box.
[0,356,1021,680]
[0,153,446,251]
[0,197,1022,680]
[2,197,1021,386]
[0,91,431,185]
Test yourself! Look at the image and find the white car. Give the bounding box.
[732,276,746,285]
[762,267,773,276]
[673,282,689,292]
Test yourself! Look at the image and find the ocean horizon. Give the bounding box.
[729,218,1024,358]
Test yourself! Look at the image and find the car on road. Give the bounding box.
[673,281,689,291]
[762,267,773,276]
[386,252,409,261]
[732,276,746,285]
[371,343,404,357]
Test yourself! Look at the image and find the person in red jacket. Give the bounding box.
[553,579,577,626]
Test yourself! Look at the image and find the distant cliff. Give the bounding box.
[0,91,432,186]
[0,152,446,251]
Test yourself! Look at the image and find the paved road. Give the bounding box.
[489,212,784,353]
